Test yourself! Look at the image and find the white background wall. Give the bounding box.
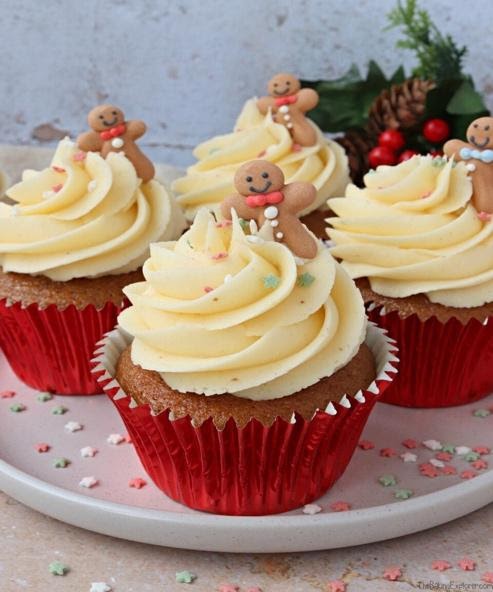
[0,0,491,167]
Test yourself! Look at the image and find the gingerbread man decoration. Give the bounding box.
[221,160,318,259]
[257,73,319,147]
[444,116,493,217]
[77,104,155,183]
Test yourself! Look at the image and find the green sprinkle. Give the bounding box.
[441,443,456,454]
[464,451,481,462]
[175,570,196,584]
[52,405,68,415]
[262,274,280,289]
[186,239,194,250]
[297,272,316,287]
[53,458,70,469]
[394,488,413,500]
[238,218,250,232]
[378,474,397,487]
[37,392,53,402]
[473,409,491,418]
[10,403,26,413]
[208,147,220,155]
[431,156,447,168]
[49,561,69,576]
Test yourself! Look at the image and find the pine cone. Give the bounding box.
[368,78,436,137]
[336,128,374,186]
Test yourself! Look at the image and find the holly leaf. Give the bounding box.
[446,79,488,114]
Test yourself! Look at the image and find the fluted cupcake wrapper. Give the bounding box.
[366,302,493,408]
[0,298,128,395]
[92,322,398,516]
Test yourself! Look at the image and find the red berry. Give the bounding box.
[398,149,419,162]
[422,119,450,144]
[378,129,406,152]
[368,146,397,168]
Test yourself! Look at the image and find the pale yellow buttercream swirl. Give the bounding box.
[119,209,366,400]
[171,99,349,222]
[0,139,187,281]
[328,155,493,307]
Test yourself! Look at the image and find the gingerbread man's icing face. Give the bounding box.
[88,104,125,133]
[234,161,285,196]
[467,117,493,149]
[267,73,301,97]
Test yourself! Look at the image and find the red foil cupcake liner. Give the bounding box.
[0,298,127,395]
[366,302,493,408]
[92,323,398,516]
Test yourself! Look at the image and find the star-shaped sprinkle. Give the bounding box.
[302,503,322,515]
[37,392,53,402]
[10,403,26,413]
[129,477,147,489]
[378,474,397,487]
[429,458,445,468]
[432,560,452,571]
[358,440,375,450]
[435,451,453,462]
[262,274,281,289]
[455,446,472,455]
[473,408,491,418]
[400,452,417,463]
[330,501,351,512]
[52,405,68,415]
[460,470,476,480]
[463,451,481,462]
[441,444,456,453]
[79,476,99,489]
[218,585,239,592]
[107,433,125,445]
[64,421,83,433]
[458,558,476,571]
[80,446,98,458]
[90,583,112,592]
[419,463,440,478]
[175,570,196,584]
[383,566,402,581]
[423,439,442,451]
[49,561,69,576]
[482,572,493,584]
[473,446,490,455]
[296,272,315,287]
[380,447,397,458]
[327,580,346,592]
[472,459,488,470]
[35,443,50,453]
[441,465,457,475]
[402,438,418,449]
[394,488,413,500]
[0,390,15,398]
[53,458,70,469]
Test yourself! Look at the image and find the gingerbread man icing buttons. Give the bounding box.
[220,160,318,259]
[257,73,319,147]
[444,116,493,217]
[77,104,155,183]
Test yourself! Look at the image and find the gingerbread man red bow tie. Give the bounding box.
[274,95,298,107]
[245,191,284,207]
[100,123,126,141]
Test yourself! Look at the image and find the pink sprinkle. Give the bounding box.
[73,151,86,162]
[477,211,492,222]
[52,183,63,193]
[257,150,267,158]
[458,558,476,571]
[419,463,440,478]
[52,165,66,173]
[421,191,432,199]
[402,438,418,449]
[435,451,453,462]
[432,560,452,571]
[460,470,477,480]
[0,390,15,399]
[327,580,346,592]
[129,477,147,489]
[35,443,50,453]
[358,440,375,450]
[218,585,239,592]
[203,286,213,293]
[472,459,488,470]
[330,501,351,512]
[292,143,302,152]
[473,446,491,455]
[383,566,402,581]
[482,572,493,584]
[215,220,232,228]
[380,448,398,458]
[441,465,457,475]
[211,252,228,260]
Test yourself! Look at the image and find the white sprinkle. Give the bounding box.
[430,458,445,468]
[79,476,99,489]
[87,180,97,192]
[80,446,98,458]
[107,433,125,445]
[400,452,417,463]
[303,503,322,515]
[90,584,112,592]
[466,163,476,172]
[423,439,442,451]
[64,421,83,433]
[456,445,472,456]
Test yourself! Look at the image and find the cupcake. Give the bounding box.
[327,149,493,408]
[0,106,186,395]
[172,73,349,237]
[93,162,397,515]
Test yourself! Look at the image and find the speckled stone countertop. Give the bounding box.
[1,492,492,592]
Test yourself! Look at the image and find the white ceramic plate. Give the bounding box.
[1,352,492,553]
